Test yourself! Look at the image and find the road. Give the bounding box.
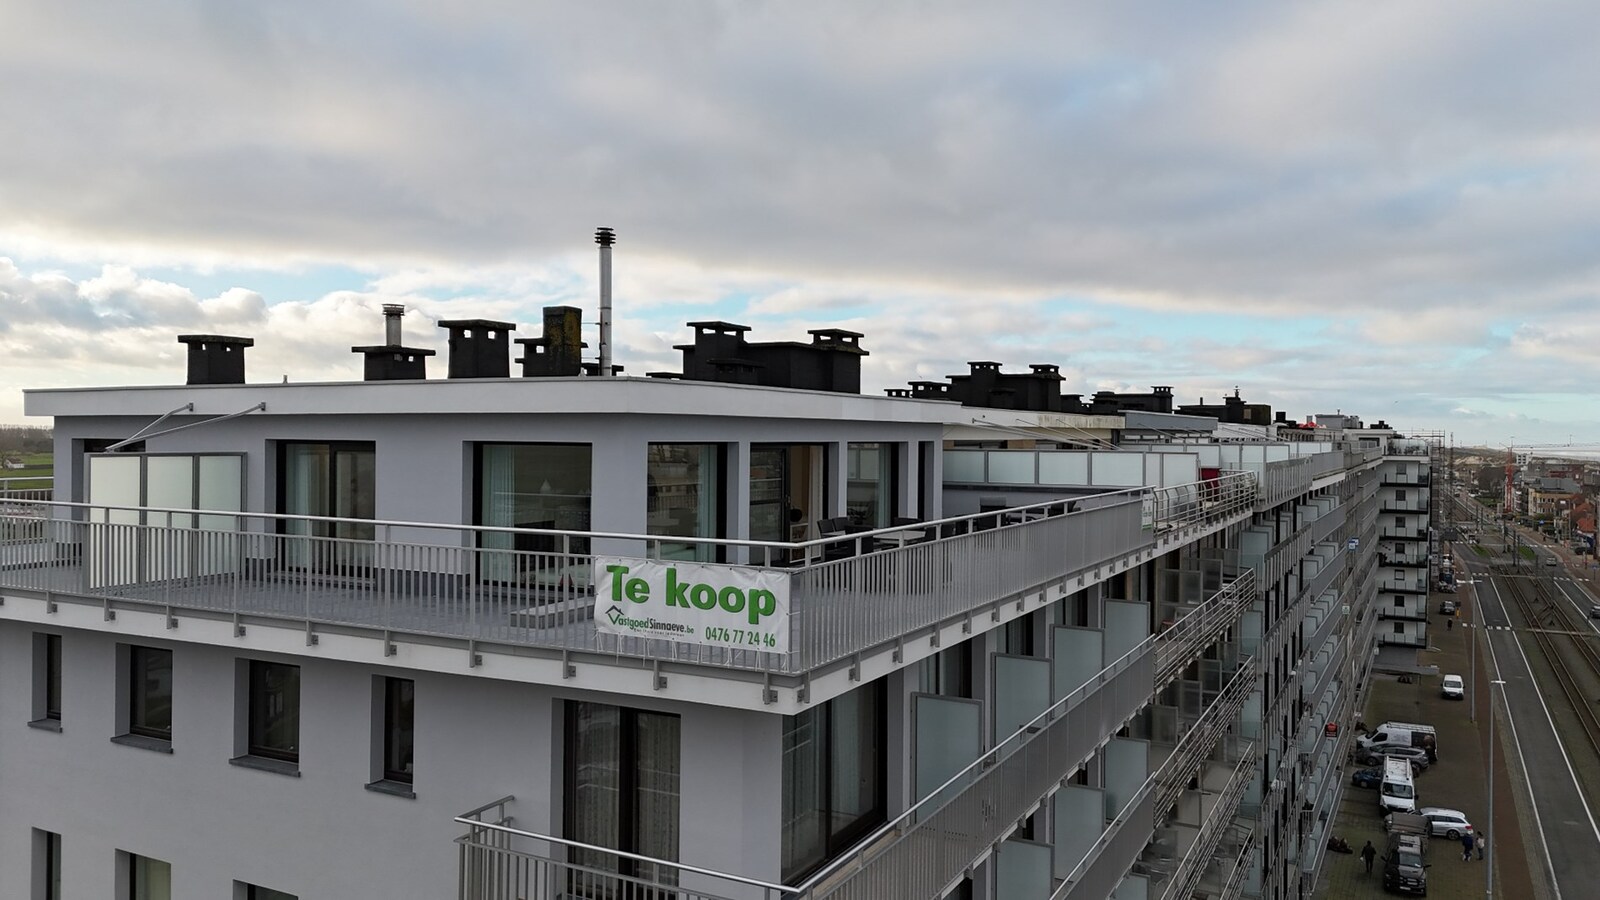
[1461,521,1600,899]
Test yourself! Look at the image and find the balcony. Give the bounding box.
[1379,525,1426,540]
[1258,458,1312,509]
[1378,552,1427,568]
[1379,472,1429,487]
[456,797,794,900]
[1378,496,1429,513]
[0,477,1255,683]
[1381,576,1427,594]
[1150,744,1258,900]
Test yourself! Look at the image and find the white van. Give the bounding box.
[1379,757,1417,814]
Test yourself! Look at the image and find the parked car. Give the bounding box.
[1589,604,1600,619]
[1351,767,1383,788]
[1414,807,1475,840]
[1440,599,1458,614]
[1441,674,1464,700]
[1362,746,1431,772]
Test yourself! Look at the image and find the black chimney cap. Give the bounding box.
[595,227,616,247]
[177,334,254,385]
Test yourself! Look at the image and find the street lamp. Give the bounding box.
[1487,678,1507,899]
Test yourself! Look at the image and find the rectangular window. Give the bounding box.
[278,442,375,572]
[1396,489,1406,501]
[846,443,897,529]
[248,661,300,763]
[35,633,62,724]
[129,647,173,741]
[648,444,724,561]
[383,677,415,784]
[476,443,593,579]
[128,853,171,900]
[565,701,681,886]
[782,681,887,882]
[750,444,829,563]
[1393,622,1405,634]
[31,829,62,900]
[243,886,297,900]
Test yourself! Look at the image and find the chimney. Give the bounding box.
[384,303,404,345]
[596,227,615,376]
[436,319,516,378]
[177,334,253,385]
[352,304,435,381]
[515,306,586,377]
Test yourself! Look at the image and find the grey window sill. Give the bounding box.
[111,733,174,754]
[229,754,301,777]
[365,778,417,799]
[27,718,62,733]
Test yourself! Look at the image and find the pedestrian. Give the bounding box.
[1478,831,1487,860]
[1447,617,1453,630]
[1361,840,1377,874]
[1462,831,1476,861]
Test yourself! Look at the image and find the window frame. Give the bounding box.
[44,633,61,721]
[781,680,889,883]
[247,660,301,764]
[382,676,415,785]
[128,646,174,741]
[562,700,682,882]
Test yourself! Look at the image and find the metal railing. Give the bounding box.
[456,797,795,900]
[1151,472,1257,534]
[1152,657,1258,816]
[1156,743,1258,900]
[798,637,1157,900]
[1051,782,1156,900]
[1155,571,1257,687]
[0,474,1257,676]
[0,490,1155,675]
[1378,526,1425,540]
[1258,458,1311,509]
[0,475,53,501]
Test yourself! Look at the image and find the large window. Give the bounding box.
[248,661,300,763]
[782,681,887,882]
[129,647,173,741]
[846,443,896,529]
[750,444,826,561]
[648,444,724,561]
[127,853,171,900]
[382,677,415,785]
[279,442,375,572]
[565,702,681,887]
[476,443,592,581]
[243,885,297,900]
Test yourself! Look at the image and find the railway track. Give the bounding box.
[1498,570,1600,760]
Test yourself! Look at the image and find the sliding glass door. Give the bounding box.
[476,443,592,584]
[647,444,723,561]
[566,701,681,894]
[279,442,375,572]
[750,444,826,563]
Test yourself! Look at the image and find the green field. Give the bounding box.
[0,452,51,489]
[1518,545,1536,560]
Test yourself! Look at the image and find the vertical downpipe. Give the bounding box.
[595,227,615,376]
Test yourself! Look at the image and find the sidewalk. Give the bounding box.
[1315,570,1537,899]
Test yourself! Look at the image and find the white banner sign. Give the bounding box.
[593,557,790,653]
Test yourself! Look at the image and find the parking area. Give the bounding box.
[1316,579,1539,899]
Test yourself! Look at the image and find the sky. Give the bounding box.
[2,2,1599,447]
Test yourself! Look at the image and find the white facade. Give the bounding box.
[1,373,1392,900]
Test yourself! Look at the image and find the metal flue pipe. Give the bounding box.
[595,227,615,376]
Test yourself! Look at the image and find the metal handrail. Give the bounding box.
[456,814,800,895]
[1157,742,1258,900]
[794,631,1157,895]
[1153,658,1258,816]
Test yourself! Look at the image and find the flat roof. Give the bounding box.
[24,375,959,425]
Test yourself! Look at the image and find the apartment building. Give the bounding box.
[0,316,1386,900]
